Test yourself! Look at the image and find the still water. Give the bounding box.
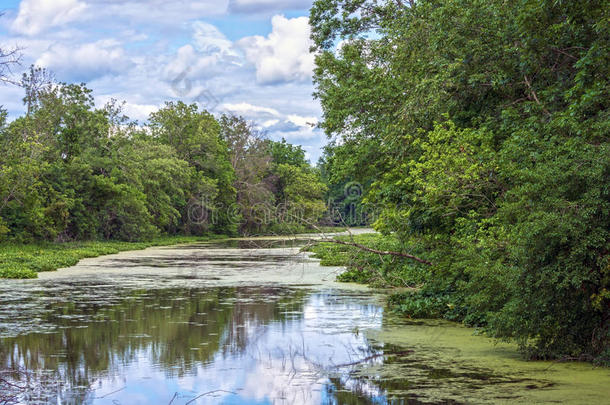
[1,237,609,404]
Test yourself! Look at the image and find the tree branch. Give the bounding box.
[324,238,433,265]
[292,206,433,266]
[523,75,551,116]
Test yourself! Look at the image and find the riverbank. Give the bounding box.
[0,226,349,280]
[305,232,610,365]
[0,234,227,279]
[303,232,429,288]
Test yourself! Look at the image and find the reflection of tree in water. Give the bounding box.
[0,287,307,403]
[325,376,385,405]
[223,287,307,355]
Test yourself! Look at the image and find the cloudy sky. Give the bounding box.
[0,0,328,162]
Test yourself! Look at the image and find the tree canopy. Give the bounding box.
[0,76,327,242]
[310,0,609,360]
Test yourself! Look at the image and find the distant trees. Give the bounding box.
[220,115,273,233]
[149,102,236,234]
[0,73,327,242]
[220,115,327,235]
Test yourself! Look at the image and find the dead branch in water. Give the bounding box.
[295,215,433,266]
[185,390,238,404]
[324,238,433,265]
[332,349,414,368]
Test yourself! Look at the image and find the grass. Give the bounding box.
[0,234,226,279]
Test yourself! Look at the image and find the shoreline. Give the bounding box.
[0,227,361,279]
[0,234,227,279]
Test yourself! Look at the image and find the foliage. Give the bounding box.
[0,235,224,279]
[310,0,610,360]
[305,233,429,288]
[274,163,328,226]
[317,145,371,227]
[149,102,236,234]
[1,75,329,275]
[220,114,274,234]
[220,115,329,235]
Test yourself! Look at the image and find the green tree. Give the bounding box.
[310,0,610,360]
[149,102,236,234]
[220,114,274,234]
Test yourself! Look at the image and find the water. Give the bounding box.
[0,237,608,404]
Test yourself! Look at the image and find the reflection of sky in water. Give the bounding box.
[0,238,388,404]
[3,239,599,404]
[82,292,383,404]
[0,286,385,404]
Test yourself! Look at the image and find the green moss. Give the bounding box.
[0,234,226,279]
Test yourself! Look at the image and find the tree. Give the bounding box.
[220,114,274,234]
[0,12,21,85]
[273,164,328,230]
[267,138,308,168]
[310,0,610,360]
[149,102,236,234]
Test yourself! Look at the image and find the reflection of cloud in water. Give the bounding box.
[0,287,386,404]
[159,292,384,404]
[236,293,384,404]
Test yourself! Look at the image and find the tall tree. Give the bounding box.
[310,0,610,359]
[149,102,236,234]
[220,114,274,234]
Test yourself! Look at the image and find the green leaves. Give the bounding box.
[312,0,610,360]
[149,102,236,234]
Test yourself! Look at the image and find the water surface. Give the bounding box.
[1,237,608,404]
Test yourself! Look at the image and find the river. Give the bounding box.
[0,235,608,404]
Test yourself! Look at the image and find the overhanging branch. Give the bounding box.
[323,238,433,265]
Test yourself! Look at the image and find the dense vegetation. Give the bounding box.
[0,68,327,276]
[310,0,609,362]
[0,235,225,279]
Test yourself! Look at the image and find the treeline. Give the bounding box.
[310,0,609,361]
[0,67,327,242]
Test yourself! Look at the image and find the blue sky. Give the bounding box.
[0,0,327,162]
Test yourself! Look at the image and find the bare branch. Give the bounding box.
[523,75,551,116]
[296,214,433,266]
[0,12,23,85]
[323,238,433,265]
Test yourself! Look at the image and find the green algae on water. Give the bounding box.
[359,315,610,404]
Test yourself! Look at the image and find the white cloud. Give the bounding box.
[164,44,220,79]
[1,3,328,162]
[228,0,312,13]
[66,0,228,26]
[237,15,314,84]
[287,114,317,127]
[11,0,87,36]
[192,21,236,57]
[35,40,131,82]
[222,102,280,116]
[164,22,242,90]
[261,119,279,128]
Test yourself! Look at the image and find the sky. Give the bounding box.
[0,0,327,162]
